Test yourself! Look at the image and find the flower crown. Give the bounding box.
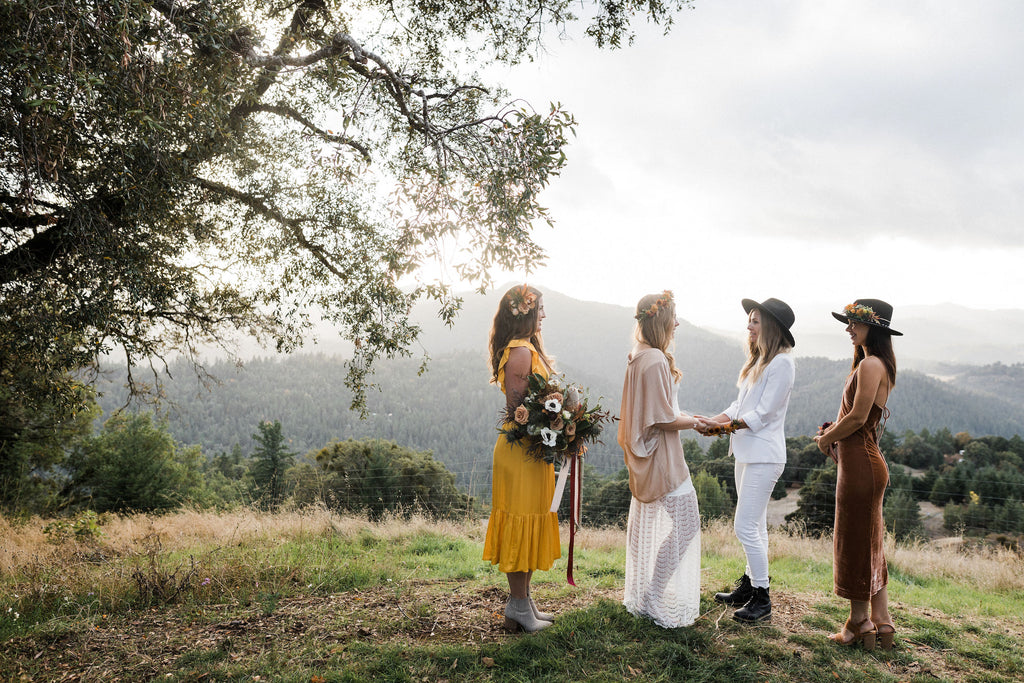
[508,285,538,317]
[843,303,881,325]
[635,290,674,321]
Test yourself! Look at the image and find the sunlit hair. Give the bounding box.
[489,285,553,383]
[738,308,793,387]
[852,324,897,386]
[633,293,682,382]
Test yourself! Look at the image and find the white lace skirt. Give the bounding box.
[623,479,702,628]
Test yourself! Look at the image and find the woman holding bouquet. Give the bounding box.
[697,298,796,624]
[618,291,702,628]
[814,299,900,651]
[483,284,560,633]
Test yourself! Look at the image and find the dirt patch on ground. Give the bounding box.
[5,578,1009,682]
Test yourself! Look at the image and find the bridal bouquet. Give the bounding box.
[500,372,615,465]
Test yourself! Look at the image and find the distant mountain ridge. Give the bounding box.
[97,289,1024,492]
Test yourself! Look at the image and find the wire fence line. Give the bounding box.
[295,450,1024,542]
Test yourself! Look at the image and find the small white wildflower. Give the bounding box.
[544,398,562,412]
[540,428,558,447]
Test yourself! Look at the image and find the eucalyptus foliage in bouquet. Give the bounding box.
[500,372,615,465]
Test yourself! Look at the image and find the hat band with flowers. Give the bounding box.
[843,303,884,325]
[635,290,674,321]
[832,299,903,336]
[507,285,537,317]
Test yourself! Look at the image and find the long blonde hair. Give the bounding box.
[738,308,792,387]
[488,285,553,383]
[634,293,682,382]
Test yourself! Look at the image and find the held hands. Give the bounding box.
[693,415,738,438]
[692,415,709,435]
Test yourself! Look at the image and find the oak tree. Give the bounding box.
[1,0,692,425]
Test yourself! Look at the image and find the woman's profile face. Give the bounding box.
[747,309,761,344]
[534,299,546,334]
[665,306,679,338]
[846,321,869,347]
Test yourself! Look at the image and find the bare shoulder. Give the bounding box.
[505,345,532,371]
[857,356,886,381]
[860,355,885,370]
[507,345,532,361]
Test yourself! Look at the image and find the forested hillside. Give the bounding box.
[94,349,1024,498]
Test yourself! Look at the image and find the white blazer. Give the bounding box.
[724,353,795,464]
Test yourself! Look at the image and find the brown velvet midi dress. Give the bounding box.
[833,370,890,601]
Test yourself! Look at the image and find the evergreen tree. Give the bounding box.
[994,499,1024,535]
[250,421,294,510]
[786,462,837,537]
[578,466,631,528]
[884,490,924,542]
[692,470,733,522]
[0,382,98,515]
[65,413,196,512]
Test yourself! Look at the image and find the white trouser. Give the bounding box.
[733,461,785,589]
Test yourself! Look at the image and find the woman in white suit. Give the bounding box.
[696,298,795,623]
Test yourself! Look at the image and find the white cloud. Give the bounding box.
[477,1,1024,328]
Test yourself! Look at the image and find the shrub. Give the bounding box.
[293,438,472,519]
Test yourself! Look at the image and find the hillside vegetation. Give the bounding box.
[89,290,1024,483]
[92,350,1024,479]
[2,509,1023,682]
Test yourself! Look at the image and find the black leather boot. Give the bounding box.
[714,574,753,606]
[733,586,771,623]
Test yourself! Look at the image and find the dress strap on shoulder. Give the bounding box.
[496,339,539,391]
[505,338,535,351]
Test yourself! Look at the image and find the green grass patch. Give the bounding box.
[3,514,1024,682]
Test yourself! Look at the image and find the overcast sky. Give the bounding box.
[478,0,1024,331]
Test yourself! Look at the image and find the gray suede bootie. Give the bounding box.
[504,596,552,633]
[529,592,554,622]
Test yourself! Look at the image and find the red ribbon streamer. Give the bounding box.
[566,449,584,586]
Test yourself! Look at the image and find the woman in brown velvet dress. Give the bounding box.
[814,299,901,651]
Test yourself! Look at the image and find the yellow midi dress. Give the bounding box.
[482,339,562,573]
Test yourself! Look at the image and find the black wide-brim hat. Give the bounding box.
[742,297,796,348]
[831,298,903,336]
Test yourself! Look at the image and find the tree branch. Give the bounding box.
[231,103,371,161]
[194,177,346,280]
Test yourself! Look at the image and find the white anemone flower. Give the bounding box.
[544,398,562,412]
[540,428,559,447]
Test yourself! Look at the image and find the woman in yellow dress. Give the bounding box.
[483,284,561,632]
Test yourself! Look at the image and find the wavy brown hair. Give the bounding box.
[488,285,552,384]
[852,325,897,386]
[738,309,792,387]
[634,293,682,382]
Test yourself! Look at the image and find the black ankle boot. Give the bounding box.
[714,574,753,606]
[733,586,771,623]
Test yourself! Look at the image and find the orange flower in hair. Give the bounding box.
[635,290,674,321]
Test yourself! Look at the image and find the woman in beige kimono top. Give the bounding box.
[617,291,702,628]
